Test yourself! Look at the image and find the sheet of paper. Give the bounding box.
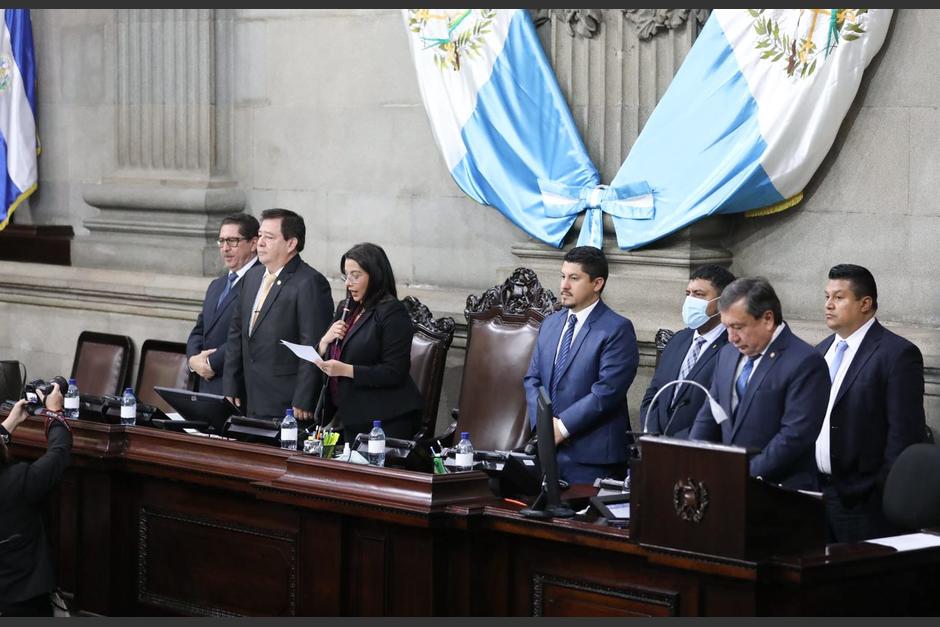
[866,532,940,552]
[280,339,324,364]
[165,412,210,437]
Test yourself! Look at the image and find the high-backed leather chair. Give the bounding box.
[70,331,134,397]
[654,328,676,368]
[402,296,456,441]
[451,268,559,451]
[135,339,194,413]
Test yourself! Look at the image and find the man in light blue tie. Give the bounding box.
[690,277,830,490]
[186,214,259,394]
[815,264,926,542]
[523,246,639,485]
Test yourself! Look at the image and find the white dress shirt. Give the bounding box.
[815,316,877,474]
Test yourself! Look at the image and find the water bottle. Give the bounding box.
[368,420,386,467]
[455,431,474,472]
[280,408,297,450]
[120,387,137,426]
[64,378,80,420]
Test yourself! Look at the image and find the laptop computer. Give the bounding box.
[153,386,241,436]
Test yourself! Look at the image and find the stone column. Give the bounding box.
[516,9,729,335]
[79,9,244,276]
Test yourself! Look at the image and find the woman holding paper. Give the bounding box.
[316,242,423,443]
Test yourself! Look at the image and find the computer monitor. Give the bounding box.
[520,386,574,519]
[153,386,240,436]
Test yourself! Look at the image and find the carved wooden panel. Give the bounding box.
[137,508,297,616]
[532,573,679,617]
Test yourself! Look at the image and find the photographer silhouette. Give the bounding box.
[0,382,73,617]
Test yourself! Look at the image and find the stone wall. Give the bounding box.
[4,9,939,434]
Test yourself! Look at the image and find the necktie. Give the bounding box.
[250,272,277,335]
[734,354,760,416]
[216,272,237,311]
[829,340,849,382]
[550,314,578,402]
[673,337,707,406]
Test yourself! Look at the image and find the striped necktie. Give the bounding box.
[550,314,578,403]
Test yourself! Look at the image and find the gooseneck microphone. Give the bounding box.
[642,379,729,435]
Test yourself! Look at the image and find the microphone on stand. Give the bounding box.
[311,292,353,437]
[642,379,728,435]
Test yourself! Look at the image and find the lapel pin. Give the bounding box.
[770,352,776,358]
[276,280,282,286]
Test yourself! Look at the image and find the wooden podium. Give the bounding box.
[630,436,825,559]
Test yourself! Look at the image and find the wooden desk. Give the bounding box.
[8,416,940,616]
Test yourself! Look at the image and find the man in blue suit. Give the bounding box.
[523,246,639,485]
[186,214,259,395]
[641,264,735,438]
[816,264,925,542]
[690,277,830,491]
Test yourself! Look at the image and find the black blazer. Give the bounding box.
[816,320,926,506]
[325,297,423,433]
[640,327,728,438]
[223,255,333,418]
[186,260,257,395]
[0,422,72,605]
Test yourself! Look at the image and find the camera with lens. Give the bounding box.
[22,376,69,414]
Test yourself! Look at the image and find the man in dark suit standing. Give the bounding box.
[523,246,639,485]
[641,264,736,438]
[690,277,830,491]
[186,214,259,394]
[816,264,925,542]
[224,208,333,420]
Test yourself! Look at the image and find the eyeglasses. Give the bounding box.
[341,271,366,283]
[217,237,246,248]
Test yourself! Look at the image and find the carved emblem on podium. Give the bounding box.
[673,478,709,523]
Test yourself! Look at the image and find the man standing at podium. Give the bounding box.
[815,264,925,542]
[524,246,639,485]
[690,277,829,490]
[187,214,259,395]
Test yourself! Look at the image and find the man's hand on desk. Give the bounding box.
[293,406,312,420]
[226,396,241,409]
[189,349,217,380]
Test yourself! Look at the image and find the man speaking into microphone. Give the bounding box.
[641,265,736,438]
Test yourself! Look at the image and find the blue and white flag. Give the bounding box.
[607,9,892,249]
[403,9,603,248]
[0,8,38,231]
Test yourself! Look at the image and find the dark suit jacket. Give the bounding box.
[524,300,639,471]
[690,324,830,490]
[640,326,728,438]
[186,260,257,395]
[0,422,72,605]
[816,320,926,506]
[325,297,423,433]
[223,255,333,418]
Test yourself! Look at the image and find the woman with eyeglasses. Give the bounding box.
[316,242,423,444]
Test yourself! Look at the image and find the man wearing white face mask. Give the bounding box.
[640,265,736,437]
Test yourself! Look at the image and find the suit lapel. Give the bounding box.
[833,321,882,406]
[341,307,375,353]
[541,313,564,379]
[205,279,241,334]
[674,331,726,405]
[252,256,301,335]
[202,276,225,331]
[731,326,788,440]
[554,300,605,382]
